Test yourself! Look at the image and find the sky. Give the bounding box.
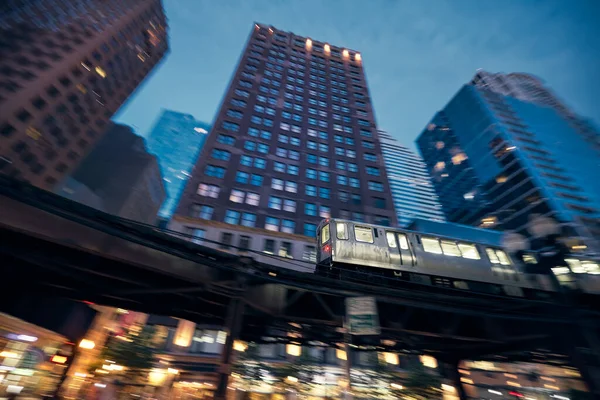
[114,0,600,151]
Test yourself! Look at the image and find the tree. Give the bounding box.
[94,325,158,383]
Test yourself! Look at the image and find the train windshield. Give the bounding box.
[321,224,330,244]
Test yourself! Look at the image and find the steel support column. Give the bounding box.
[442,361,467,400]
[214,296,245,400]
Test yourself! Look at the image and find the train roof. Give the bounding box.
[406,218,504,247]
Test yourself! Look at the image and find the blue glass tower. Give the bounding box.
[145,110,211,219]
[417,71,600,254]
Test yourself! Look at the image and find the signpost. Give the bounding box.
[345,297,380,336]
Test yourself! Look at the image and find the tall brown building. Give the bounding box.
[0,0,169,191]
[175,23,397,239]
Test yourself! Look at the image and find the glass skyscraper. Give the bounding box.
[145,109,210,219]
[378,130,445,227]
[417,70,600,254]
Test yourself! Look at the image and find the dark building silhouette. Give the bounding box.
[175,23,397,238]
[0,0,169,191]
[57,123,166,224]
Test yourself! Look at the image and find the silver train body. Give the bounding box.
[316,219,600,296]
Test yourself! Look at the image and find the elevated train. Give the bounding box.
[316,219,600,297]
[170,215,600,297]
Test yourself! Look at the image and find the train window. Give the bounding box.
[321,224,330,244]
[422,237,442,254]
[486,248,511,265]
[397,233,409,250]
[582,261,600,274]
[486,248,500,264]
[386,232,396,248]
[440,241,461,257]
[522,254,537,264]
[354,226,374,243]
[458,243,480,259]
[336,222,348,240]
[496,250,511,265]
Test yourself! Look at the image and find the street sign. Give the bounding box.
[345,297,380,335]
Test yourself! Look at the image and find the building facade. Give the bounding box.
[57,123,166,224]
[176,23,397,239]
[378,130,445,227]
[417,71,600,253]
[0,0,168,191]
[145,109,211,219]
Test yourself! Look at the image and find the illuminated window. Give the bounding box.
[336,223,348,240]
[422,237,442,254]
[435,141,445,149]
[434,161,445,171]
[197,184,220,198]
[441,241,461,257]
[386,232,397,248]
[342,49,349,58]
[246,192,260,206]
[458,243,480,259]
[229,189,244,203]
[397,234,409,250]
[354,226,374,243]
[452,152,468,165]
[496,175,507,183]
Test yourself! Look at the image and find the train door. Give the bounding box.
[384,231,414,266]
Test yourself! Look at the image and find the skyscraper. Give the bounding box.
[175,23,397,237]
[0,0,169,191]
[145,109,211,219]
[57,123,166,224]
[417,70,600,253]
[378,131,445,227]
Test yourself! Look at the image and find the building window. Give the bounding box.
[211,149,231,161]
[281,219,295,234]
[250,174,263,186]
[239,235,251,251]
[224,210,241,225]
[192,205,214,220]
[306,185,317,196]
[302,245,317,262]
[279,242,293,258]
[349,178,360,188]
[285,181,297,193]
[220,232,233,249]
[366,166,380,176]
[320,206,331,218]
[246,192,260,206]
[217,134,235,145]
[263,239,276,254]
[241,212,256,227]
[254,158,267,169]
[274,162,285,173]
[374,216,390,226]
[287,165,299,175]
[198,184,220,198]
[222,121,239,132]
[205,165,226,178]
[337,176,348,186]
[272,178,284,190]
[258,143,269,153]
[236,171,249,184]
[189,228,205,244]
[306,169,317,179]
[240,155,252,166]
[268,196,283,210]
[368,181,384,191]
[230,189,245,203]
[283,199,297,212]
[374,197,386,208]
[362,140,375,149]
[265,217,279,232]
[304,223,317,237]
[364,153,377,162]
[305,203,317,216]
[307,154,317,164]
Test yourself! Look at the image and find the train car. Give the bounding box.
[316,218,600,297]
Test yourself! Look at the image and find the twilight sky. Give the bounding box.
[114,0,600,150]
